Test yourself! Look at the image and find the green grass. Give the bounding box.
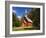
[12,26,40,31]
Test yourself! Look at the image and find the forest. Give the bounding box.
[12,8,40,31]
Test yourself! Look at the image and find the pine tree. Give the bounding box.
[27,8,40,29]
[12,12,16,27]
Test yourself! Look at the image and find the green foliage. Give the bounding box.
[12,13,16,27]
[27,8,40,29]
[32,8,40,28]
[12,8,40,30]
[12,12,21,27]
[15,21,21,27]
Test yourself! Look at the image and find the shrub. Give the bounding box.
[15,21,21,27]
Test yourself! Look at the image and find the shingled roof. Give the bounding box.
[24,15,33,23]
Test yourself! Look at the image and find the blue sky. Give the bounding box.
[12,7,32,17]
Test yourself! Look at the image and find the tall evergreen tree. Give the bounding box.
[27,8,40,29]
[12,12,16,27]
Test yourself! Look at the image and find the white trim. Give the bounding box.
[10,4,43,34]
[25,15,33,22]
